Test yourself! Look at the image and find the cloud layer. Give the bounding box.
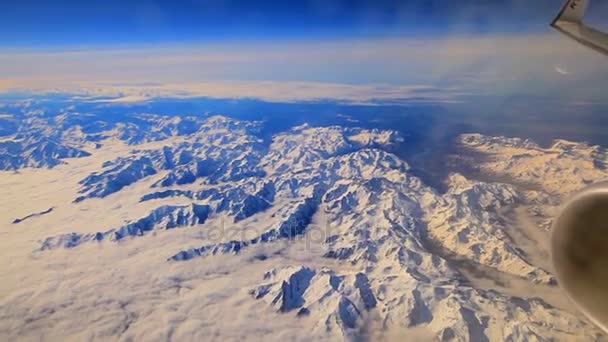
[1,34,608,104]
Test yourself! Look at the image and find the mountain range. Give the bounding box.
[1,108,606,341]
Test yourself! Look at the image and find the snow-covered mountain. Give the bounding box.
[0,112,605,341]
[457,133,608,196]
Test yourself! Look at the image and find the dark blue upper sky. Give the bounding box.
[2,0,604,47]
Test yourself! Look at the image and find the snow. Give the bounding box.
[0,116,605,341]
[458,133,608,196]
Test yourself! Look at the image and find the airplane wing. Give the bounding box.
[552,0,608,56]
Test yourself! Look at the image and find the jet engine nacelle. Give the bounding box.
[552,182,608,332]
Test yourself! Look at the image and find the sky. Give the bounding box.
[3,0,607,46]
[1,0,608,105]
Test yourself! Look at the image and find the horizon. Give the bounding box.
[1,1,608,107]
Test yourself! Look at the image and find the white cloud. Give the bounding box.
[1,34,608,104]
[13,81,463,105]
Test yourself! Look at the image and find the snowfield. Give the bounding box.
[1,113,606,341]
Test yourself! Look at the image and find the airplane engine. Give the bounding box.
[552,182,608,332]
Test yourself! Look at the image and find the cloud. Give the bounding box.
[12,81,460,105]
[1,34,608,104]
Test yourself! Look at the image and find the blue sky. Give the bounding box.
[2,0,606,46]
